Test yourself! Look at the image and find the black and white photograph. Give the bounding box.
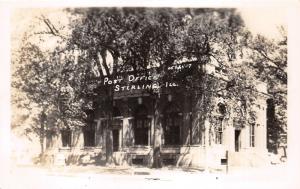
[0,1,299,188]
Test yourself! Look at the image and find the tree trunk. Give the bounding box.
[105,85,114,165]
[39,111,46,163]
[105,127,113,164]
[105,54,118,165]
[152,95,162,168]
[40,135,44,155]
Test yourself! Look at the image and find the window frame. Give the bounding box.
[133,105,150,146]
[215,117,224,145]
[83,124,96,147]
[162,102,182,146]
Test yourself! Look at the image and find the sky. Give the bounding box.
[238,7,287,39]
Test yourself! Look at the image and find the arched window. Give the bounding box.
[163,103,181,145]
[134,105,149,145]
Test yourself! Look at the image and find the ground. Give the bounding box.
[0,163,294,189]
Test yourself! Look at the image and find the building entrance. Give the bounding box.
[235,130,241,152]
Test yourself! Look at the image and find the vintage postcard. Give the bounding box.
[1,0,299,188]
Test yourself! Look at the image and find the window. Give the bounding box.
[215,117,223,144]
[113,106,121,117]
[235,130,241,152]
[83,124,95,147]
[250,124,255,147]
[163,103,181,145]
[216,103,226,145]
[61,128,71,147]
[112,129,120,152]
[134,105,149,145]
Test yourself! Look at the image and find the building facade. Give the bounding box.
[44,61,269,169]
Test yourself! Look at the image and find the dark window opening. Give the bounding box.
[113,129,119,152]
[132,158,144,165]
[113,106,122,117]
[163,102,181,145]
[134,105,149,146]
[235,130,241,152]
[221,158,227,165]
[83,124,95,147]
[61,128,71,147]
[162,158,176,166]
[134,119,149,145]
[163,114,180,145]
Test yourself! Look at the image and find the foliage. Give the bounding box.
[245,27,287,151]
[11,13,98,155]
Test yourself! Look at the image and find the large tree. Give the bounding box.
[246,27,287,153]
[11,11,95,159]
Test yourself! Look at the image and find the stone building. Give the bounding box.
[44,60,269,169]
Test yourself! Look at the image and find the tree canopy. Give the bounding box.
[246,27,287,151]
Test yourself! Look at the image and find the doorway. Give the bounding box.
[235,130,241,152]
[112,129,119,152]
